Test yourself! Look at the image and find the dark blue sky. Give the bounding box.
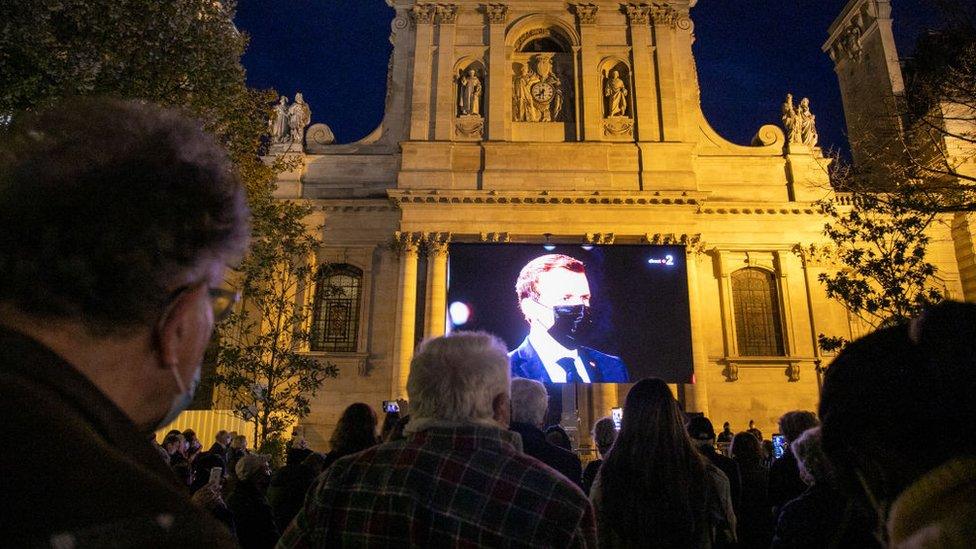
[236,1,938,154]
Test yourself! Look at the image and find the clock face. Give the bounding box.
[531,82,555,103]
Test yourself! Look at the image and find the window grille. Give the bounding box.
[311,264,362,352]
[731,268,785,356]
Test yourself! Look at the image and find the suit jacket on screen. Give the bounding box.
[508,337,630,383]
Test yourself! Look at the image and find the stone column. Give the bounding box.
[424,234,451,337]
[392,232,421,399]
[650,6,681,141]
[624,4,660,142]
[575,4,602,141]
[486,4,509,140]
[433,5,458,140]
[683,247,710,415]
[409,4,436,141]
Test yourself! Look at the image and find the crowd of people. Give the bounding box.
[3,99,975,547]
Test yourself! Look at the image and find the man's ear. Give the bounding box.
[492,392,511,428]
[155,285,207,371]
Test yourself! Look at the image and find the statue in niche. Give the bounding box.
[287,92,311,144]
[798,97,818,147]
[604,70,629,117]
[513,54,563,122]
[269,96,290,143]
[458,68,483,116]
[781,93,818,147]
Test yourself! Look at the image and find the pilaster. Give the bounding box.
[486,3,509,140]
[624,4,661,142]
[575,4,602,141]
[409,4,436,140]
[433,5,458,140]
[683,244,710,414]
[392,232,422,398]
[424,232,451,337]
[650,5,681,141]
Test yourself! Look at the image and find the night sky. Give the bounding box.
[236,0,940,155]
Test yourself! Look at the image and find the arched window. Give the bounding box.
[731,268,785,356]
[311,264,363,352]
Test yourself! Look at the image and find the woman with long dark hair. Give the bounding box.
[591,378,735,547]
[730,432,771,548]
[322,403,379,469]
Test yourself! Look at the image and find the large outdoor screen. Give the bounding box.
[446,244,694,384]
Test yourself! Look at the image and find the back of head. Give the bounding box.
[686,416,716,446]
[791,427,830,486]
[820,301,976,509]
[778,411,819,445]
[0,98,249,335]
[600,378,707,544]
[511,378,549,427]
[592,417,617,456]
[545,425,572,451]
[730,432,763,465]
[407,332,510,424]
[329,402,378,456]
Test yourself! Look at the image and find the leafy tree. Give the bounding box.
[0,0,335,449]
[213,196,338,449]
[815,160,947,353]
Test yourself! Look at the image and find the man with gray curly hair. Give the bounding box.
[281,332,596,547]
[509,378,583,487]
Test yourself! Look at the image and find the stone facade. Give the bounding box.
[270,0,970,450]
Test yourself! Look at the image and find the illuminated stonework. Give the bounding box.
[267,0,971,450]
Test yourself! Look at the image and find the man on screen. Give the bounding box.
[509,254,629,383]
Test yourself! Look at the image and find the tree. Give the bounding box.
[212,196,338,451]
[815,160,947,353]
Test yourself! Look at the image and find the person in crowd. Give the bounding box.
[280,332,596,546]
[228,434,249,475]
[0,99,247,545]
[209,430,232,464]
[164,433,192,486]
[387,414,411,442]
[153,433,172,466]
[510,378,583,486]
[190,453,236,535]
[228,454,279,549]
[267,447,318,530]
[591,378,736,547]
[746,420,763,441]
[582,416,616,496]
[768,411,819,516]
[687,416,742,513]
[820,302,976,548]
[730,432,771,548]
[771,427,878,548]
[183,428,203,461]
[545,424,573,451]
[321,402,379,470]
[717,422,734,444]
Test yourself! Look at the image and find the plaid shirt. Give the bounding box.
[278,423,597,548]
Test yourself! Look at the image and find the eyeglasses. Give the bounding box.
[163,284,240,323]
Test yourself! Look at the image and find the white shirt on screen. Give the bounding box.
[528,328,592,383]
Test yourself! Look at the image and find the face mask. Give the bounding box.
[547,304,590,350]
[154,363,201,431]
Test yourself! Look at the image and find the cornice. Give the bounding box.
[388,189,709,207]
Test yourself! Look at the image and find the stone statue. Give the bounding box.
[604,70,628,117]
[781,93,801,143]
[458,68,483,116]
[269,96,289,144]
[287,92,311,144]
[513,55,563,122]
[798,97,818,147]
[513,64,539,122]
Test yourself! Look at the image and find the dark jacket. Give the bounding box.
[508,337,630,383]
[510,421,583,486]
[267,462,317,531]
[701,445,742,512]
[228,480,280,549]
[772,482,879,549]
[582,458,602,496]
[0,327,236,547]
[735,459,771,548]
[768,449,808,514]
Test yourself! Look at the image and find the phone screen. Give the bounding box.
[772,434,786,460]
[611,407,623,430]
[209,466,223,486]
[383,400,400,414]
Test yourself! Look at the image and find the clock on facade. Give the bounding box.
[530,82,555,103]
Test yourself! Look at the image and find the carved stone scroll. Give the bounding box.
[485,3,509,24]
[574,3,598,24]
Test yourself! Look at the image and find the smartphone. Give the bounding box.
[772,434,787,460]
[382,400,400,414]
[208,466,223,486]
[611,407,623,431]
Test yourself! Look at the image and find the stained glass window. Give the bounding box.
[311,264,362,352]
[731,268,785,356]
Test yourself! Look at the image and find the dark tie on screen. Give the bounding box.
[557,357,578,383]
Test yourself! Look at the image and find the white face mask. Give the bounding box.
[154,363,201,431]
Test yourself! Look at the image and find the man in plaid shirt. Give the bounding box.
[279,332,596,547]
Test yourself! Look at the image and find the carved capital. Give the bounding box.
[791,243,834,267]
[435,4,458,24]
[585,233,615,245]
[574,3,599,25]
[485,3,509,24]
[623,4,650,25]
[410,4,436,25]
[651,5,678,28]
[479,231,511,243]
[390,231,423,256]
[643,232,705,253]
[422,232,452,256]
